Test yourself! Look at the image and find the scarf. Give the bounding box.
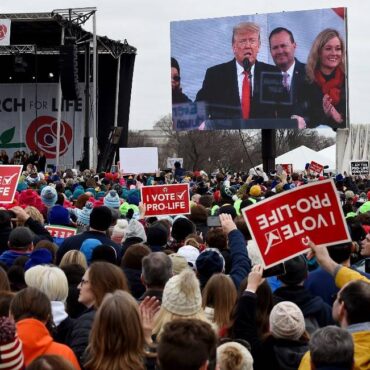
[314,68,344,106]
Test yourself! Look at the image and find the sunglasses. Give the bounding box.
[172,75,181,82]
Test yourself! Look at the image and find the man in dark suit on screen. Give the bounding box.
[195,22,277,121]
[268,27,309,125]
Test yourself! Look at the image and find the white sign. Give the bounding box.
[0,19,11,46]
[119,147,158,174]
[0,83,87,166]
[167,157,183,168]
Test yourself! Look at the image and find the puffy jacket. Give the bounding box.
[16,318,80,369]
[66,307,96,366]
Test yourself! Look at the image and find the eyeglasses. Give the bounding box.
[80,278,89,286]
[172,75,181,82]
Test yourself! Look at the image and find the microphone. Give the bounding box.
[243,57,251,73]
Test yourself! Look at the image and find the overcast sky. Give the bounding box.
[3,0,369,130]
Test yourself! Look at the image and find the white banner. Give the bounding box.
[0,83,88,166]
[0,19,11,46]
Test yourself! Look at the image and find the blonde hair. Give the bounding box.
[85,290,145,370]
[25,265,68,302]
[306,28,345,83]
[202,274,237,329]
[59,250,88,270]
[25,206,44,225]
[152,306,210,338]
[232,22,261,44]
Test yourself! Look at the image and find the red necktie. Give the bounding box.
[242,71,250,119]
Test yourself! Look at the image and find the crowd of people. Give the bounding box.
[0,149,47,172]
[0,161,369,370]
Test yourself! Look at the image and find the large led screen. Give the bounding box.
[170,8,348,131]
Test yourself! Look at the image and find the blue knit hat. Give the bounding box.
[40,186,58,207]
[65,189,73,199]
[48,205,70,225]
[72,186,85,200]
[77,201,94,226]
[104,190,120,209]
[25,248,53,270]
[85,187,96,197]
[127,189,140,206]
[17,182,28,192]
[80,238,102,264]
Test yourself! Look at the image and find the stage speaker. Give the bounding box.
[59,39,79,100]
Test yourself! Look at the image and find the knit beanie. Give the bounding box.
[0,316,24,370]
[16,182,28,192]
[249,185,262,198]
[171,217,195,242]
[126,219,147,243]
[104,190,121,209]
[217,341,253,370]
[168,253,189,275]
[77,201,94,226]
[40,186,58,207]
[177,245,200,269]
[196,248,224,276]
[24,248,53,271]
[127,189,140,206]
[146,224,168,248]
[18,189,38,207]
[80,238,102,264]
[89,206,112,231]
[72,186,85,201]
[162,269,202,316]
[269,301,305,340]
[279,255,307,285]
[48,205,70,226]
[111,219,129,244]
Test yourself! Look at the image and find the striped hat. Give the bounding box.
[0,316,24,370]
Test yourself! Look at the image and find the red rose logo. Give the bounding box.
[26,116,73,159]
[0,24,7,41]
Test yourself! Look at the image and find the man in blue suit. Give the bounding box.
[196,22,277,121]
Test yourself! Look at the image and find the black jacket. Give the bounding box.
[66,307,96,366]
[232,291,308,370]
[196,59,277,119]
[56,230,122,264]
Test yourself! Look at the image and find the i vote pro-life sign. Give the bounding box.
[242,179,351,268]
[141,183,190,217]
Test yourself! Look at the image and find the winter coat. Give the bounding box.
[273,285,334,329]
[16,318,80,369]
[66,307,96,366]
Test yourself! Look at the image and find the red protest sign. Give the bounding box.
[45,225,78,239]
[242,179,351,268]
[0,165,23,203]
[141,184,190,217]
[309,161,324,174]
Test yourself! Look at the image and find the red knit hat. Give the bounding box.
[0,316,24,370]
[18,189,37,207]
